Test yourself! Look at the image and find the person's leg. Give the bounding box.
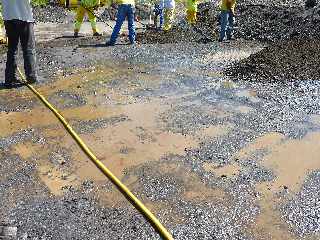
[87,7,101,36]
[159,9,164,29]
[74,6,86,36]
[154,13,158,28]
[163,8,169,31]
[4,20,20,84]
[20,21,37,83]
[193,9,197,24]
[107,4,127,45]
[226,11,234,40]
[163,8,174,31]
[219,10,228,41]
[169,8,175,28]
[127,5,136,44]
[186,9,192,24]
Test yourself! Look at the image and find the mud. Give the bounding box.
[0,11,320,240]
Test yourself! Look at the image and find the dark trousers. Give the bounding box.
[4,20,37,83]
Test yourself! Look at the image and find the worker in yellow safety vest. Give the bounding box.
[74,0,106,37]
[186,0,198,25]
[218,0,236,42]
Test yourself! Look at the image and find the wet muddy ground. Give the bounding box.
[0,33,320,240]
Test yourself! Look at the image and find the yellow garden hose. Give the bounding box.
[17,68,174,240]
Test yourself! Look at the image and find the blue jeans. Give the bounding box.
[109,4,136,44]
[154,4,164,28]
[219,10,234,41]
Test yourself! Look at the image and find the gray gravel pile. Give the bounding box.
[282,171,320,237]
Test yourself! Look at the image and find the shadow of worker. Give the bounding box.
[0,82,25,90]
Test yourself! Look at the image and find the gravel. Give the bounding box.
[10,194,159,240]
[282,171,320,237]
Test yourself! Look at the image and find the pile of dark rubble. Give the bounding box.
[228,38,320,82]
[225,0,320,82]
[137,0,317,44]
[198,0,320,41]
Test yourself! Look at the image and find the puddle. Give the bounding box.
[73,103,200,178]
[234,131,320,239]
[251,183,298,240]
[38,165,79,196]
[0,107,58,138]
[234,132,285,160]
[260,131,320,192]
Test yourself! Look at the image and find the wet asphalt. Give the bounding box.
[0,33,319,240]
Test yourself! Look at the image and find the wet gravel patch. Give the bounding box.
[282,171,320,238]
[49,145,73,167]
[72,115,130,134]
[131,165,185,202]
[48,90,87,109]
[161,103,224,135]
[0,93,39,112]
[126,158,261,240]
[0,129,46,150]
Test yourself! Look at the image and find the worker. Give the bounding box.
[105,0,136,46]
[186,0,198,25]
[218,0,236,42]
[74,0,105,37]
[1,0,37,87]
[153,1,164,29]
[162,0,175,31]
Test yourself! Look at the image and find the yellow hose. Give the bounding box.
[17,68,174,240]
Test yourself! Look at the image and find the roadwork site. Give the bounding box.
[0,0,320,239]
